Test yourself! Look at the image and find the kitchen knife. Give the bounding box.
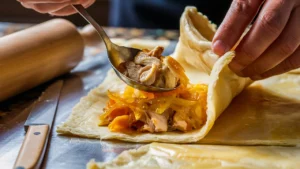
[14,80,63,169]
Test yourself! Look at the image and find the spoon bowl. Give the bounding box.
[73,5,178,92]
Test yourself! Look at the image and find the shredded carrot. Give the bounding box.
[107,99,116,107]
[108,106,130,121]
[108,115,131,132]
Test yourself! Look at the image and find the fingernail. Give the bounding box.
[212,40,229,56]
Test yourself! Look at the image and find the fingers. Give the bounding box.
[49,0,95,16]
[19,0,95,16]
[20,2,32,9]
[253,46,300,80]
[212,0,263,56]
[18,0,70,3]
[49,5,76,16]
[229,0,294,76]
[241,7,300,77]
[21,2,70,13]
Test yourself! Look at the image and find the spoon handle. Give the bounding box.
[72,5,112,50]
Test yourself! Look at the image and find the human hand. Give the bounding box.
[18,0,95,16]
[212,0,300,80]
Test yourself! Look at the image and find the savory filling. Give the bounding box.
[118,46,180,88]
[99,56,208,133]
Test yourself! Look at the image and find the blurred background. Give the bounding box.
[0,0,232,29]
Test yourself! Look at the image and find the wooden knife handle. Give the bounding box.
[14,125,49,169]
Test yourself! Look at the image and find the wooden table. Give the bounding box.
[0,22,178,169]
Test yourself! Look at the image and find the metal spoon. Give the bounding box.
[72,5,177,92]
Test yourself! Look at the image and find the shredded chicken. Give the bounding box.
[148,45,164,58]
[134,52,161,66]
[163,67,178,88]
[139,64,158,85]
[172,111,190,131]
[118,46,179,88]
[137,109,170,133]
[123,62,141,82]
[148,111,168,132]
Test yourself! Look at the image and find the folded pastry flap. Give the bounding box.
[87,143,300,169]
[200,73,300,145]
[182,6,216,42]
[173,7,218,77]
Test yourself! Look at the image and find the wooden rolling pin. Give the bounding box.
[0,19,84,102]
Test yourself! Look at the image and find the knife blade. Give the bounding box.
[14,80,63,169]
[24,80,63,131]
